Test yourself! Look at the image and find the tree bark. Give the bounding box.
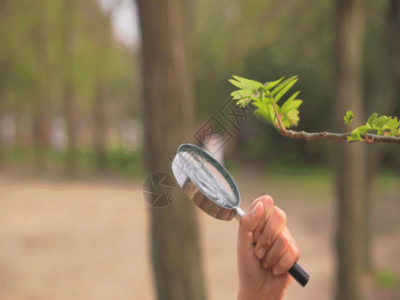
[364,0,400,273]
[33,106,50,172]
[137,1,207,300]
[62,0,78,177]
[63,83,77,177]
[334,0,366,300]
[93,81,107,171]
[33,1,50,174]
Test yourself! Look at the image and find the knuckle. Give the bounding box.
[274,206,287,224]
[253,194,268,206]
[264,254,273,267]
[256,232,272,251]
[280,232,289,249]
[273,263,285,276]
[291,239,301,260]
[288,243,300,263]
[263,195,274,208]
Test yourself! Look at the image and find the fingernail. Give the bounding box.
[251,202,262,216]
[256,247,266,259]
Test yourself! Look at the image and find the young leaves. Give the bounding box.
[230,74,400,144]
[345,111,400,142]
[229,75,263,90]
[271,76,298,103]
[229,75,302,129]
[344,111,354,128]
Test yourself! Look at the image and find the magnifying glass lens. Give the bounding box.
[178,148,237,208]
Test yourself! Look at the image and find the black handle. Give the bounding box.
[288,262,309,287]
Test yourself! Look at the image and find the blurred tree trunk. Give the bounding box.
[334,0,366,300]
[93,81,107,171]
[63,84,77,176]
[137,1,207,300]
[364,0,400,273]
[62,0,77,177]
[33,106,50,172]
[33,1,50,173]
[0,0,5,160]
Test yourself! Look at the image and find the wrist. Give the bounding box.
[237,288,267,300]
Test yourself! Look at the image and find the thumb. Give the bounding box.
[238,201,264,248]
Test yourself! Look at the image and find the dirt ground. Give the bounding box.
[0,170,399,300]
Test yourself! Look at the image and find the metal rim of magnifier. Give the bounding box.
[173,143,241,221]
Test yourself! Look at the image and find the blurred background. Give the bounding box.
[0,0,399,299]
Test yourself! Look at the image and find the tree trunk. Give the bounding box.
[62,0,77,177]
[334,0,366,300]
[33,106,50,172]
[364,0,400,273]
[93,81,107,171]
[137,1,207,300]
[33,1,50,174]
[63,84,77,177]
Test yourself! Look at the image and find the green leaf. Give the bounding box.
[267,104,275,123]
[354,125,369,135]
[274,77,299,103]
[231,89,252,100]
[231,75,263,90]
[228,79,243,89]
[374,116,390,128]
[281,99,302,114]
[344,111,354,127]
[366,113,377,127]
[286,110,300,127]
[284,91,300,105]
[347,131,362,142]
[270,76,298,97]
[264,77,284,90]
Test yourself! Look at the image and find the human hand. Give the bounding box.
[237,195,300,300]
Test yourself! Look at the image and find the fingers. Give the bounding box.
[272,238,300,275]
[238,201,264,248]
[254,206,286,259]
[260,227,291,268]
[238,194,301,278]
[253,195,274,243]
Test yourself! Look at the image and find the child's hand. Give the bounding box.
[237,195,300,300]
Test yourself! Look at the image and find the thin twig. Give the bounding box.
[266,104,400,145]
[281,130,400,144]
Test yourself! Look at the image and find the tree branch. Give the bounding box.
[231,75,400,145]
[280,129,400,144]
[262,106,400,145]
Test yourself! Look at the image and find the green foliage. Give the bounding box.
[344,111,354,127]
[229,75,303,128]
[374,269,400,289]
[230,75,400,144]
[346,111,400,142]
[0,0,137,116]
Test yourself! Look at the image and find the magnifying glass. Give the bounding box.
[171,143,309,287]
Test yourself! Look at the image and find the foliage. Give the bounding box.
[0,0,137,120]
[374,269,400,289]
[230,75,400,144]
[229,75,302,128]
[345,112,400,142]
